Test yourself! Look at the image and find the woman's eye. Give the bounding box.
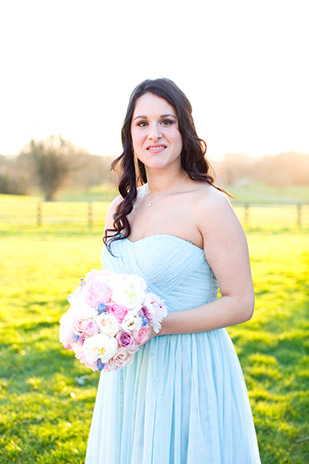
[161,119,174,126]
[135,119,174,128]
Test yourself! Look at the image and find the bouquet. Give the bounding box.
[59,269,167,372]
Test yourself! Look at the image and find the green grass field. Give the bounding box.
[0,193,308,463]
[1,191,308,232]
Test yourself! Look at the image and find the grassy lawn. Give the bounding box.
[230,231,309,463]
[1,192,308,231]
[0,195,308,463]
[226,182,309,204]
[0,231,103,463]
[29,182,309,204]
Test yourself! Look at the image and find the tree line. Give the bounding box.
[0,135,308,200]
[212,152,309,187]
[0,135,116,200]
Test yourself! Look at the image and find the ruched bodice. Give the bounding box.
[101,234,219,310]
[85,235,261,464]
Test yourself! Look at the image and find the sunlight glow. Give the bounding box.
[0,0,308,158]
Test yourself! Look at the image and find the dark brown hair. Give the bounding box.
[104,78,217,246]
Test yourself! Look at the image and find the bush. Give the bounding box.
[0,174,29,195]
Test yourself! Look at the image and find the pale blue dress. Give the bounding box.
[85,235,261,463]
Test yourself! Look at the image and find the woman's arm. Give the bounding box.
[159,189,255,335]
[104,195,122,232]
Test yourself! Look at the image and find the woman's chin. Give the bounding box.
[142,158,181,172]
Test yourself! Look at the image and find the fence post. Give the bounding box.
[88,201,93,228]
[244,202,249,226]
[37,202,42,226]
[297,203,302,228]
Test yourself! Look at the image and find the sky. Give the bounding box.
[0,0,308,159]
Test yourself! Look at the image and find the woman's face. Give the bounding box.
[130,92,183,172]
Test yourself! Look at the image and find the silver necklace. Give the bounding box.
[142,173,188,207]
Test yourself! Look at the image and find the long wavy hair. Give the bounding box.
[104,78,218,246]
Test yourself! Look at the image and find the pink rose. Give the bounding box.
[108,348,136,370]
[107,304,128,323]
[82,320,99,336]
[86,269,110,282]
[74,318,88,334]
[133,326,151,345]
[85,277,112,308]
[116,330,136,348]
[73,319,95,340]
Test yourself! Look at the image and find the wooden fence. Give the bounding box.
[239,202,307,228]
[1,201,308,229]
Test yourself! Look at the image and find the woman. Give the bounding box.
[85,78,261,463]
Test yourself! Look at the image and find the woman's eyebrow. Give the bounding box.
[161,113,177,119]
[133,113,177,121]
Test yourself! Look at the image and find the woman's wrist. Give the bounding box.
[157,312,174,336]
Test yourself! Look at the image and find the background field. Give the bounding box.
[0,191,308,463]
[1,182,309,232]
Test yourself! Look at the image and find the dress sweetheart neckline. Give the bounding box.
[125,233,204,252]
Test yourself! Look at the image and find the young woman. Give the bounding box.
[85,78,261,463]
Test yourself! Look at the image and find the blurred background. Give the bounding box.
[0,0,308,206]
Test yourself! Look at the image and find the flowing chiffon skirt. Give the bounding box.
[85,235,261,464]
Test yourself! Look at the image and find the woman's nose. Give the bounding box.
[148,123,161,141]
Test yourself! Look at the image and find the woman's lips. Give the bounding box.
[146,145,167,153]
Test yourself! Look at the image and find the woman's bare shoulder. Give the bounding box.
[190,182,241,235]
[191,182,232,211]
[111,194,123,206]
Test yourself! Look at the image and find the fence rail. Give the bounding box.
[237,202,309,228]
[1,200,308,229]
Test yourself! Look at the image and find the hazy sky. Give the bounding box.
[0,0,308,159]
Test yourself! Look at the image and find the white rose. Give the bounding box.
[96,313,120,337]
[111,274,146,310]
[83,333,118,363]
[121,313,142,332]
[69,300,96,319]
[59,311,75,345]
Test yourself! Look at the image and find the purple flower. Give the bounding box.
[97,302,107,315]
[138,309,149,326]
[138,308,147,318]
[97,359,105,371]
[116,330,135,348]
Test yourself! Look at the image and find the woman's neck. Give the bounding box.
[145,168,187,194]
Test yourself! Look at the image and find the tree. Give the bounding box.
[27,135,73,200]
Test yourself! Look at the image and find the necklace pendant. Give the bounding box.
[143,173,188,209]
